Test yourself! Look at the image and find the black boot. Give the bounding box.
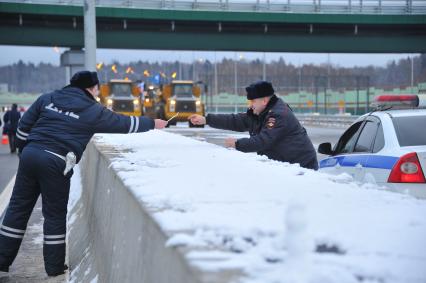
[47,264,68,277]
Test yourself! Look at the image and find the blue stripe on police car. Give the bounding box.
[320,155,398,170]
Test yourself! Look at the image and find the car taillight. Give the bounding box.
[388,152,426,183]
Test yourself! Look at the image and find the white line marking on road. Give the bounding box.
[0,175,16,216]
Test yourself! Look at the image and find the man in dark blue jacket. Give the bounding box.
[3,103,21,153]
[0,71,167,276]
[189,81,318,170]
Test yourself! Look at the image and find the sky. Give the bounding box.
[0,45,418,68]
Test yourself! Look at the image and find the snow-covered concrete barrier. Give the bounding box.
[68,130,426,283]
[67,141,205,283]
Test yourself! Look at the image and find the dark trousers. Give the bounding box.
[7,132,17,153]
[0,145,71,274]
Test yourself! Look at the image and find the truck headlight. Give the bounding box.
[195,100,201,106]
[169,100,176,112]
[95,97,100,102]
[107,98,113,105]
[133,99,139,105]
[145,98,150,103]
[196,100,202,112]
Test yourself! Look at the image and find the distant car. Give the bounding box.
[318,94,426,198]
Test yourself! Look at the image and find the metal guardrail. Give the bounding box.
[2,0,425,14]
[206,104,359,127]
[296,114,359,127]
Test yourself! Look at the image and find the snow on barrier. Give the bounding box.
[68,130,426,283]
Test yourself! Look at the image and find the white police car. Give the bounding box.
[318,94,426,198]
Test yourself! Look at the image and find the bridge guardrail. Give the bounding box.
[296,114,359,127]
[3,0,425,15]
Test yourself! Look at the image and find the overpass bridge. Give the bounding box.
[0,0,426,52]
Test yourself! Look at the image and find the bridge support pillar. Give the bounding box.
[84,0,97,71]
[60,49,85,83]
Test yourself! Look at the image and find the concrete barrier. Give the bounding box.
[68,139,240,283]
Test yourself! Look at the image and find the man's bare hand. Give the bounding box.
[188,114,206,125]
[154,119,168,129]
[225,138,236,148]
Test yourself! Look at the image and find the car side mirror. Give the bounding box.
[318,142,333,155]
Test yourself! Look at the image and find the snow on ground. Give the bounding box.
[92,130,426,283]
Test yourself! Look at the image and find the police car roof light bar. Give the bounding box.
[388,152,426,183]
[371,94,422,111]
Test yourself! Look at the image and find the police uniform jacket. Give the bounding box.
[16,86,154,162]
[206,95,318,170]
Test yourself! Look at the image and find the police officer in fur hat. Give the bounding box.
[0,71,168,276]
[189,81,318,170]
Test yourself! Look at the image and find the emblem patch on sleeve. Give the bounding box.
[266,117,276,129]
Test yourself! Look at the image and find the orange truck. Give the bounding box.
[99,79,143,116]
[143,80,205,127]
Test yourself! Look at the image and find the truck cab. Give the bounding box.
[99,79,142,116]
[162,80,205,126]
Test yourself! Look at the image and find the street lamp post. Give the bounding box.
[192,51,196,81]
[365,76,370,113]
[234,52,238,95]
[214,52,218,112]
[324,85,327,115]
[234,53,244,96]
[356,76,360,115]
[298,64,302,92]
[178,53,182,80]
[314,77,318,113]
[262,52,266,81]
[198,58,204,82]
[411,55,414,92]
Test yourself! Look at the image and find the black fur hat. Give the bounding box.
[70,71,99,89]
[245,81,274,100]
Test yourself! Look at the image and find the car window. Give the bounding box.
[333,121,363,155]
[372,124,385,153]
[354,121,378,153]
[392,115,426,146]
